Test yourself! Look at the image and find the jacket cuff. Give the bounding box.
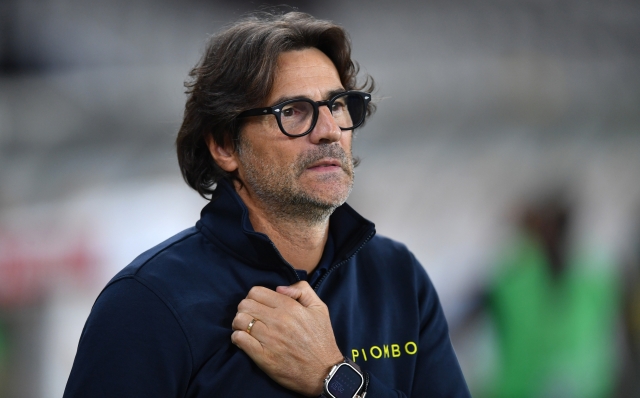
[364,372,406,398]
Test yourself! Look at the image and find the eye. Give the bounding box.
[281,101,312,119]
[332,99,347,113]
[282,107,295,117]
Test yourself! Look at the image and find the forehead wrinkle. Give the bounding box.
[268,48,343,105]
[269,87,346,107]
[272,69,341,96]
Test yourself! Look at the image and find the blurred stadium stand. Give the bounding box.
[0,0,639,397]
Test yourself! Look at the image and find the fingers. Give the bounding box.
[237,297,273,320]
[236,288,286,327]
[276,281,323,308]
[232,312,263,334]
[230,283,341,396]
[246,286,294,308]
[233,286,300,344]
[241,283,323,311]
[231,329,264,358]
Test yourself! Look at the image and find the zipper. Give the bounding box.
[312,230,375,291]
[269,241,301,282]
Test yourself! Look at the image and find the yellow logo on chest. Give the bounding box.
[351,341,417,363]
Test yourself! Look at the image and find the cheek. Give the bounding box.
[246,138,300,171]
[243,116,281,141]
[339,133,353,152]
[241,121,287,156]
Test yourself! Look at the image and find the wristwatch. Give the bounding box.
[321,357,368,398]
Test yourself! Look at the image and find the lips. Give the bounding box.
[307,158,342,169]
[294,144,353,177]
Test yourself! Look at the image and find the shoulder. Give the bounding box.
[67,275,193,397]
[93,226,214,332]
[349,234,434,297]
[90,226,204,340]
[359,234,425,274]
[111,226,202,280]
[367,234,413,255]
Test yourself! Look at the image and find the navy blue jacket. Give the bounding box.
[64,181,470,397]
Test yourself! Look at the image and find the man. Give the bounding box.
[64,11,470,398]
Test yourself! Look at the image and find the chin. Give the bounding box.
[306,183,353,207]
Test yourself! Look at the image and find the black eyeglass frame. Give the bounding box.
[236,91,371,138]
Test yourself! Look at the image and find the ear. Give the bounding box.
[206,135,239,173]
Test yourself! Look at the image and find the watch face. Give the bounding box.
[327,364,363,398]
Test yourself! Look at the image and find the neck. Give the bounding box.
[235,182,330,273]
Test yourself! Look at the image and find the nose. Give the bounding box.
[308,105,342,144]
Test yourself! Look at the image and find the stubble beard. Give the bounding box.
[237,140,355,226]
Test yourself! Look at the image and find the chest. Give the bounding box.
[177,260,421,397]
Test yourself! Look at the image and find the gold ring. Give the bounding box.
[246,318,257,335]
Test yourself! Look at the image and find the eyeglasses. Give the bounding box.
[237,91,371,137]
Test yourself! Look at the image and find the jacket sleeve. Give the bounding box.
[364,254,471,398]
[63,277,192,398]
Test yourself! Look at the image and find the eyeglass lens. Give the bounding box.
[279,93,365,136]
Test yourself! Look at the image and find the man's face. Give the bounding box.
[234,48,355,222]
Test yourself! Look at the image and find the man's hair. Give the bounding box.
[176,11,375,199]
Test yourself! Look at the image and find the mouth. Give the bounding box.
[307,158,343,170]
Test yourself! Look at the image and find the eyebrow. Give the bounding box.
[268,88,347,106]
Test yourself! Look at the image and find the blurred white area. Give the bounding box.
[0,0,639,396]
[350,135,640,317]
[0,178,205,398]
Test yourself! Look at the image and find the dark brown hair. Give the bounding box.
[176,11,375,198]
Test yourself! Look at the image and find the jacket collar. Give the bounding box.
[196,179,376,276]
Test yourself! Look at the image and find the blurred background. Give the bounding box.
[1,0,639,396]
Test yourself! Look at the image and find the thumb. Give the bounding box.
[276,281,322,308]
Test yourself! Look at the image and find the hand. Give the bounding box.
[231,281,343,396]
